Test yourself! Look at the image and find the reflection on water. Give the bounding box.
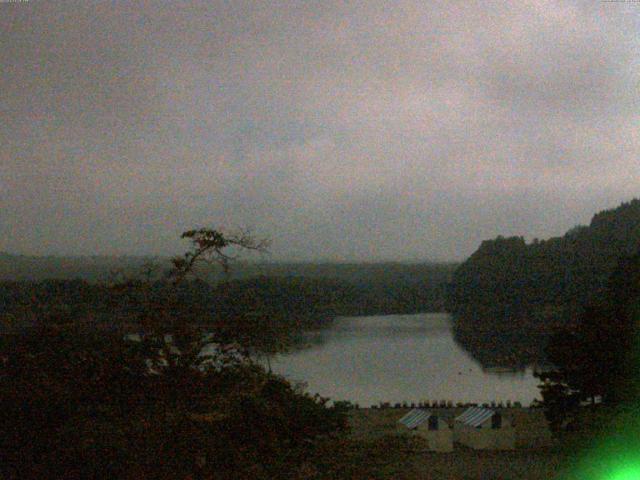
[451,312,551,371]
[270,313,542,406]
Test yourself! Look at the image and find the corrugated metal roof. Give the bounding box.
[455,407,495,427]
[398,409,432,429]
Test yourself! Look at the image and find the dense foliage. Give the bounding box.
[536,252,640,433]
[0,325,349,479]
[448,199,640,323]
[0,253,455,311]
[447,199,640,367]
[0,267,453,339]
[0,229,350,479]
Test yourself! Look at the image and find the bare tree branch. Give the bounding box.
[169,228,270,284]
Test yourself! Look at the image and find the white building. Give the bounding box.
[398,409,453,452]
[453,407,515,450]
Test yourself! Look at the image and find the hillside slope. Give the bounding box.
[447,199,640,367]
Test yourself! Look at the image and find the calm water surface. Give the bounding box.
[269,313,541,406]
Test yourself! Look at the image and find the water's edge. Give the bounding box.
[269,313,541,407]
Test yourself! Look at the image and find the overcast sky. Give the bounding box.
[1,1,639,261]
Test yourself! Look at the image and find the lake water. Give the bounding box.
[269,313,542,407]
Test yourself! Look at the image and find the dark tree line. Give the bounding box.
[0,229,349,479]
[536,252,640,433]
[0,268,452,344]
[447,199,640,368]
[448,199,640,328]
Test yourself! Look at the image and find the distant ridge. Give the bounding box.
[0,251,456,284]
[0,254,163,282]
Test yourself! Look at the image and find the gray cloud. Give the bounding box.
[1,0,638,260]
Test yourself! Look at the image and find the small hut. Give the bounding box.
[398,409,453,452]
[453,407,515,450]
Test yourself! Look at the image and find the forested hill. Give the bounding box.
[0,261,457,333]
[447,199,640,329]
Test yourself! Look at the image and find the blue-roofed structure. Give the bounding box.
[398,409,432,429]
[455,407,496,427]
[397,409,453,452]
[453,407,515,450]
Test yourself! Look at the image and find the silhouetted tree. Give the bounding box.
[536,252,640,433]
[0,228,349,479]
